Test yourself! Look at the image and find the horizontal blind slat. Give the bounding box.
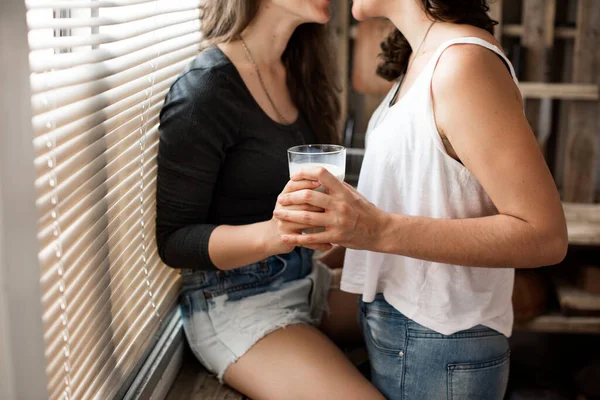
[30,33,200,93]
[44,226,159,368]
[27,1,200,29]
[32,46,196,114]
[38,164,156,255]
[26,0,155,9]
[33,87,167,157]
[48,250,163,380]
[65,258,164,394]
[29,20,200,72]
[34,100,162,178]
[42,204,157,340]
[46,257,162,399]
[36,127,158,220]
[28,10,199,50]
[85,269,178,400]
[32,1,193,398]
[40,182,157,297]
[35,112,159,191]
[36,139,158,233]
[32,59,187,133]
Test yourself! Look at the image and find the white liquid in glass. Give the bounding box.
[288,162,345,233]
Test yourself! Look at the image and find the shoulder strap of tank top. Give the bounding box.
[424,37,519,86]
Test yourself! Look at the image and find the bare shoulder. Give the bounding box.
[431,40,520,104]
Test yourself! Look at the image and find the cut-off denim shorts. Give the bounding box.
[360,294,510,400]
[179,247,332,381]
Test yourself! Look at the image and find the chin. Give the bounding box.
[351,3,368,21]
[307,3,331,24]
[316,8,331,23]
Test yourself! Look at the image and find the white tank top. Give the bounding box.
[342,37,519,337]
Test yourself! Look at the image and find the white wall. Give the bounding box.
[0,0,51,398]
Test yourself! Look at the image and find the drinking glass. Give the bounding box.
[287,145,346,233]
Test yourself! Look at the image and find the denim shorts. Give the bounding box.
[360,294,510,400]
[179,248,332,381]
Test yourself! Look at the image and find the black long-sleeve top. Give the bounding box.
[156,46,314,270]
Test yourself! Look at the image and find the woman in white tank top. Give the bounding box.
[274,0,568,398]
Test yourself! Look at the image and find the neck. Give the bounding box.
[387,1,434,51]
[239,3,301,65]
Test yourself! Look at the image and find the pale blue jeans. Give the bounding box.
[360,294,511,400]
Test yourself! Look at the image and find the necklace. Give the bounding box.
[388,20,436,107]
[240,35,293,126]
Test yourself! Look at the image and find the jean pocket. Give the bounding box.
[362,308,406,355]
[448,349,510,400]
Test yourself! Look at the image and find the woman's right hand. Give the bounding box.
[266,179,333,254]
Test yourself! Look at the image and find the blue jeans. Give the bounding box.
[360,294,510,400]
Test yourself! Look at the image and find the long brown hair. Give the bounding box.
[200,1,341,144]
[377,0,497,81]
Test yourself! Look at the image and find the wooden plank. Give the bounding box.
[522,0,557,151]
[564,0,600,202]
[554,33,576,194]
[514,314,600,334]
[581,266,600,295]
[330,0,350,136]
[563,202,600,245]
[555,280,600,316]
[503,24,577,39]
[488,0,503,41]
[520,83,598,100]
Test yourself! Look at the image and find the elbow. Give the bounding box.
[155,229,172,267]
[548,228,568,266]
[533,226,568,268]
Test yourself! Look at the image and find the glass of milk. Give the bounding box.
[287,145,346,233]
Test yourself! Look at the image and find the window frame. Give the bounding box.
[0,0,50,399]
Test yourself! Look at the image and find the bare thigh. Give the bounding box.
[223,324,383,400]
[320,268,363,347]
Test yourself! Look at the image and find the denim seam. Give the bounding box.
[448,366,453,400]
[208,265,290,297]
[208,281,265,298]
[448,349,511,372]
[401,320,408,400]
[408,329,503,339]
[367,309,408,320]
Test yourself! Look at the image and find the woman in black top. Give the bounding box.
[156,1,383,398]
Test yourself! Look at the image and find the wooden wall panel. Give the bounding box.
[564,0,600,202]
[522,0,557,152]
[331,0,350,137]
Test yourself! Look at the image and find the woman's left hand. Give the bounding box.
[273,167,387,250]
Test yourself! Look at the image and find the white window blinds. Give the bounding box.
[25,1,201,398]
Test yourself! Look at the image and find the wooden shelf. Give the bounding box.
[520,83,599,100]
[503,24,577,39]
[564,202,600,246]
[515,314,600,334]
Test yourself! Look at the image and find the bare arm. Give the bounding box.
[274,45,567,268]
[208,181,326,270]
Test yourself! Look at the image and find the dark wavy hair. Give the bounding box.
[199,1,341,144]
[377,0,497,81]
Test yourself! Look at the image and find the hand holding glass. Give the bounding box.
[287,145,346,233]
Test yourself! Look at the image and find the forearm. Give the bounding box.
[208,221,280,270]
[376,213,566,268]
